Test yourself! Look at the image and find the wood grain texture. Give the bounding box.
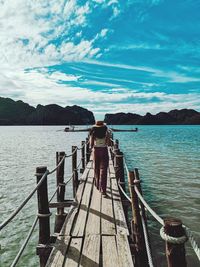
[85,181,101,235]
[79,235,100,267]
[116,234,134,267]
[111,177,129,235]
[72,167,94,236]
[63,237,82,267]
[101,165,116,235]
[45,236,70,267]
[102,235,120,267]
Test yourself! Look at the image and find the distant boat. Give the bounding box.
[64,125,74,132]
[110,127,138,132]
[64,126,90,132]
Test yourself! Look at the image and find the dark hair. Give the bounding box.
[90,126,107,139]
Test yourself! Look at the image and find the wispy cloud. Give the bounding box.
[0,0,111,70]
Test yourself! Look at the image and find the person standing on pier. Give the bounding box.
[90,121,109,197]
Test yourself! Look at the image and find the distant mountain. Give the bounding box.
[104,109,200,125]
[0,97,95,125]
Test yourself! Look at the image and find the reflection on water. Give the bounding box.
[0,125,199,267]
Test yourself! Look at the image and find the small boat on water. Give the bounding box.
[64,126,90,132]
[64,126,138,132]
[110,127,138,132]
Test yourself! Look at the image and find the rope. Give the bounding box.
[121,158,200,261]
[134,186,164,226]
[10,216,38,267]
[135,186,200,261]
[123,158,129,176]
[49,144,81,175]
[77,141,87,150]
[118,183,132,203]
[48,154,66,174]
[37,213,52,218]
[141,213,154,267]
[76,158,82,170]
[49,171,74,203]
[86,138,90,145]
[65,147,78,158]
[49,186,59,203]
[160,226,188,244]
[183,225,200,261]
[64,173,74,185]
[0,170,49,231]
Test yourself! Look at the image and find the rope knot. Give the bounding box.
[160,226,188,244]
[37,212,52,218]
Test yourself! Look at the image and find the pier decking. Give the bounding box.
[45,151,134,267]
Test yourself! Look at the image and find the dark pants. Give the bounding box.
[93,147,109,193]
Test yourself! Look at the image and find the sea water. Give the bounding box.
[0,125,199,267]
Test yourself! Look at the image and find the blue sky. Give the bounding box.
[0,0,200,118]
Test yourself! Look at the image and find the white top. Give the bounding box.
[94,137,107,147]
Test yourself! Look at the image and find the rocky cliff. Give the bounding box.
[0,97,95,125]
[104,109,200,125]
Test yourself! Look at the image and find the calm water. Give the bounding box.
[0,126,199,267]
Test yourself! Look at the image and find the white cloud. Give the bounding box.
[91,92,200,118]
[99,28,109,38]
[111,43,162,50]
[82,80,120,87]
[60,40,100,61]
[49,72,81,82]
[108,0,119,5]
[0,0,101,70]
[84,59,157,73]
[165,72,200,83]
[85,60,200,84]
[1,66,199,118]
[111,5,120,18]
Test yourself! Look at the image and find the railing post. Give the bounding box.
[109,135,114,161]
[128,170,148,267]
[72,146,78,198]
[114,150,123,182]
[108,130,114,147]
[114,139,119,150]
[134,168,150,238]
[80,141,85,173]
[86,137,90,164]
[164,218,187,267]
[114,150,129,224]
[35,166,52,267]
[54,152,67,233]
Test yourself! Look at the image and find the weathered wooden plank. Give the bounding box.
[111,177,129,235]
[72,167,94,236]
[76,161,92,203]
[63,237,82,267]
[79,235,100,267]
[102,235,120,267]
[85,178,101,235]
[109,161,116,178]
[60,204,78,236]
[116,234,134,267]
[45,236,70,267]
[101,168,116,235]
[60,164,91,236]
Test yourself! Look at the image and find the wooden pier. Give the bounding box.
[45,150,133,267]
[1,133,199,267]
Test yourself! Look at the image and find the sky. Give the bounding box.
[0,0,200,119]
